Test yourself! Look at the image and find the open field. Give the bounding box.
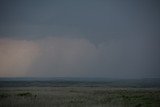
[0,87,160,107]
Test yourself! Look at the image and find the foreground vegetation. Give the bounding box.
[0,87,160,107]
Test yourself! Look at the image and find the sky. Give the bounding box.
[0,0,160,78]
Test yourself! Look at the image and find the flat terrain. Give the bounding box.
[0,87,160,107]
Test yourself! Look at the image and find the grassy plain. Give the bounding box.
[0,87,160,107]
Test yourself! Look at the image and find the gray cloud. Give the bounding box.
[0,0,160,78]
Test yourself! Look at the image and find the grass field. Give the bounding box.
[0,87,160,107]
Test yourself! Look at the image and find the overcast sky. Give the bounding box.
[0,0,160,78]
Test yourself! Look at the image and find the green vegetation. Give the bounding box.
[17,92,32,97]
[0,87,160,107]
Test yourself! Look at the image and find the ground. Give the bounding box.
[0,87,160,107]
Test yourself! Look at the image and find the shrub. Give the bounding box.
[17,92,32,97]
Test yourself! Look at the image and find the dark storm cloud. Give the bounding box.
[0,0,160,78]
[0,0,160,42]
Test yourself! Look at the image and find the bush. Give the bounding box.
[17,92,32,97]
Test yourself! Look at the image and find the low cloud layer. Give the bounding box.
[0,36,159,78]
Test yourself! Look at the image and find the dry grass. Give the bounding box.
[0,87,160,107]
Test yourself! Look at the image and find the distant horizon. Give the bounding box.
[0,76,160,79]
